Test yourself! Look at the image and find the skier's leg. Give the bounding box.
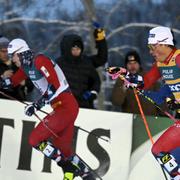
[151,123,180,179]
[53,123,82,179]
[29,94,79,179]
[67,154,96,179]
[153,151,179,179]
[35,140,63,162]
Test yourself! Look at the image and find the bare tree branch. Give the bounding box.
[107,22,180,40]
[80,0,96,21]
[108,45,138,53]
[104,0,124,30]
[0,17,89,26]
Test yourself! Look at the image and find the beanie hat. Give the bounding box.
[125,51,141,66]
[148,26,174,46]
[0,36,10,49]
[72,40,83,50]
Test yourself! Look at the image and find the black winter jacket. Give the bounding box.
[0,60,33,100]
[56,34,107,108]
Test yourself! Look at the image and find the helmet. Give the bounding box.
[8,38,30,54]
[148,26,174,46]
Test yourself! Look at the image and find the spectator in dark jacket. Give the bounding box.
[56,28,107,109]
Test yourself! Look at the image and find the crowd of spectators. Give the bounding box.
[0,28,169,117]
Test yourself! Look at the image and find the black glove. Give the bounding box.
[34,96,49,110]
[94,28,106,41]
[125,72,144,89]
[166,98,180,110]
[0,78,12,89]
[83,90,97,101]
[24,96,48,116]
[24,104,36,116]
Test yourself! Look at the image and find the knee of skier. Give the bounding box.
[28,131,41,147]
[151,144,160,156]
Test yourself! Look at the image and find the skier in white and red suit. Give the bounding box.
[2,38,94,179]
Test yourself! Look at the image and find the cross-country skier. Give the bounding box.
[143,26,180,180]
[0,38,95,180]
[107,26,180,180]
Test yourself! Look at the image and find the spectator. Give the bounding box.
[111,50,160,115]
[0,36,33,100]
[56,27,107,109]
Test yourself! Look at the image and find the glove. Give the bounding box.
[24,104,36,116]
[166,98,180,110]
[0,78,12,89]
[35,96,49,110]
[94,28,105,41]
[106,67,127,80]
[83,90,97,101]
[125,72,144,89]
[24,96,48,116]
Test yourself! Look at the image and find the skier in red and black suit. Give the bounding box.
[108,26,180,180]
[143,26,180,180]
[0,38,95,180]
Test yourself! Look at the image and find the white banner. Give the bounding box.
[0,99,133,180]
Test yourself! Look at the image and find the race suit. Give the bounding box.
[143,49,180,178]
[11,54,79,158]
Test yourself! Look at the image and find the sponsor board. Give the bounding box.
[0,99,133,180]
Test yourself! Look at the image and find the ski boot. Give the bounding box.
[69,155,96,180]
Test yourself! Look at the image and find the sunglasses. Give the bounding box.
[148,44,159,50]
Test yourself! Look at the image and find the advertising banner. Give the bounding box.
[0,99,133,180]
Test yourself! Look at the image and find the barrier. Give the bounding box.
[0,99,133,180]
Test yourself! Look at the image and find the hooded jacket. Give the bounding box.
[56,34,107,108]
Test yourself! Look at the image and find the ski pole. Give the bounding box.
[0,91,103,179]
[0,90,59,137]
[106,67,178,121]
[117,74,168,180]
[0,90,49,115]
[33,113,59,138]
[118,74,178,122]
[117,73,155,143]
[0,90,109,142]
[133,88,168,180]
[136,90,178,122]
[117,74,169,180]
[133,89,154,144]
[76,126,109,142]
[75,154,103,180]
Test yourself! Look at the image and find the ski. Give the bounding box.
[75,154,103,180]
